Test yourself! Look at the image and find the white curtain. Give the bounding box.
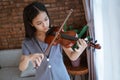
[94,0,120,80]
[82,0,98,80]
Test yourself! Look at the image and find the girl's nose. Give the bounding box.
[43,22,47,28]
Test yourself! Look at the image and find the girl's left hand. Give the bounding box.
[62,39,87,61]
[74,39,87,54]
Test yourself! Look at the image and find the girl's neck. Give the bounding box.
[35,31,46,42]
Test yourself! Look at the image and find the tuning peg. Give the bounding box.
[95,40,97,43]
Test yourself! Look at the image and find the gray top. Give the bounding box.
[22,37,70,80]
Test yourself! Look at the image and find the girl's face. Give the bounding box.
[32,11,50,33]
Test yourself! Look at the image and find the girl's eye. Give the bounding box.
[45,17,48,21]
[37,22,42,25]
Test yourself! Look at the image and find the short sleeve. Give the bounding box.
[22,42,30,55]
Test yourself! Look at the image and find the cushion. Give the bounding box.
[20,61,36,77]
[0,67,35,80]
[0,49,22,67]
[0,67,21,80]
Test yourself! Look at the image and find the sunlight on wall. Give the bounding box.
[102,0,120,80]
[94,0,120,80]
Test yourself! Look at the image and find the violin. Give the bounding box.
[44,9,100,57]
[45,27,101,49]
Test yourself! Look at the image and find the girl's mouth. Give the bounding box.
[44,27,49,31]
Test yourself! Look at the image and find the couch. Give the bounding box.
[0,49,35,80]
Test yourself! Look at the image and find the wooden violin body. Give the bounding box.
[45,27,76,48]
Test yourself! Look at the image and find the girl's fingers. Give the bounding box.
[74,39,87,53]
[74,48,79,52]
[30,53,44,68]
[35,58,41,67]
[78,39,87,47]
[40,54,44,60]
[77,40,82,48]
[37,57,41,66]
[35,54,44,67]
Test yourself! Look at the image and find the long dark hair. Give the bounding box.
[23,2,50,38]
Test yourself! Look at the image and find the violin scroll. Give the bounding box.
[87,41,101,49]
[85,38,101,49]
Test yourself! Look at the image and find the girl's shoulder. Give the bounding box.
[22,37,36,45]
[22,37,42,53]
[23,37,32,42]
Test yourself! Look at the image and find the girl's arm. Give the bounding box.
[62,39,87,61]
[19,55,30,71]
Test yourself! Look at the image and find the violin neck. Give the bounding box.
[61,33,78,41]
[46,28,78,41]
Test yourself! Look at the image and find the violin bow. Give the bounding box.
[44,9,73,57]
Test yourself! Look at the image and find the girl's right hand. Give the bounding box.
[29,53,44,68]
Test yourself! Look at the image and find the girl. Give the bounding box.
[19,2,87,80]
